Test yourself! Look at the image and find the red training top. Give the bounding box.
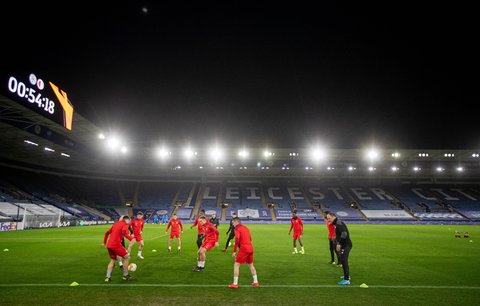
[192,217,209,234]
[104,220,133,248]
[130,218,145,235]
[203,222,219,244]
[166,219,183,233]
[289,217,304,234]
[233,224,253,253]
[326,220,336,239]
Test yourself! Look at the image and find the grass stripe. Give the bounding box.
[0,283,479,289]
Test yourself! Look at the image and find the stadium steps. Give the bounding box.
[221,206,226,221]
[341,186,369,221]
[184,183,198,207]
[314,204,326,220]
[216,185,223,208]
[191,184,205,219]
[259,184,268,208]
[401,206,419,221]
[270,206,277,221]
[78,203,111,220]
[355,206,369,221]
[385,189,420,221]
[171,184,183,208]
[341,185,359,207]
[172,204,180,215]
[455,210,471,221]
[300,187,316,210]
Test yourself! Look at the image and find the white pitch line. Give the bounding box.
[147,234,169,241]
[0,284,479,289]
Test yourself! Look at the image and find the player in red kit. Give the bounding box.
[102,215,134,282]
[190,209,208,249]
[128,212,145,259]
[288,211,304,254]
[115,215,131,269]
[228,217,259,289]
[193,216,219,272]
[165,213,183,252]
[325,211,339,265]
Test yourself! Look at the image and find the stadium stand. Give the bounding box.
[347,186,398,210]
[222,184,264,209]
[0,202,31,219]
[174,182,195,207]
[223,184,242,208]
[241,184,264,208]
[265,186,293,208]
[304,185,365,220]
[200,183,220,209]
[1,163,479,223]
[138,182,177,208]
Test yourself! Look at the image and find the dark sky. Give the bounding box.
[1,2,478,149]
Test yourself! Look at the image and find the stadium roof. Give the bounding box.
[0,94,105,172]
[1,93,480,181]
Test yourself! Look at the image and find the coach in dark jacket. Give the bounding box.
[327,212,352,285]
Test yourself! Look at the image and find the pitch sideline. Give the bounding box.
[0,283,479,289]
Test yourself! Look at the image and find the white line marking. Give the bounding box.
[0,284,479,289]
[147,234,169,241]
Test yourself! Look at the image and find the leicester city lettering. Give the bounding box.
[414,213,464,219]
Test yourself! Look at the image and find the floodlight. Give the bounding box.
[157,147,170,159]
[309,147,327,162]
[238,150,249,158]
[106,136,121,150]
[366,149,379,160]
[183,148,196,159]
[209,146,224,162]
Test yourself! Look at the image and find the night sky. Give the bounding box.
[1,2,478,149]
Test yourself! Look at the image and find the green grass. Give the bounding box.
[1,223,479,305]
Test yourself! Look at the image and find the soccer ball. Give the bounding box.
[128,263,137,272]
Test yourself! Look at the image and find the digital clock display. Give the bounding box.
[2,72,74,131]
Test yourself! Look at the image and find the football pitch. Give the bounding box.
[1,223,479,305]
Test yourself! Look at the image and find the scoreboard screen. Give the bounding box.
[1,72,74,131]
